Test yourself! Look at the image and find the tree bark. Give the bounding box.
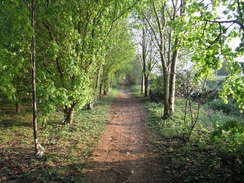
[86,102,94,110]
[163,67,170,119]
[99,82,103,97]
[103,89,107,96]
[31,0,38,154]
[144,75,149,97]
[31,0,44,156]
[141,74,144,94]
[142,27,147,96]
[16,101,21,113]
[64,105,75,124]
[168,42,178,115]
[66,108,74,124]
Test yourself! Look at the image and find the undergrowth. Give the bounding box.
[145,98,244,183]
[130,85,142,97]
[0,91,118,182]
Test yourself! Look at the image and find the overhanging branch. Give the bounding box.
[206,19,244,31]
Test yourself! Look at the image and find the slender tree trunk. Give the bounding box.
[102,77,108,96]
[94,68,100,90]
[103,87,107,96]
[99,82,103,97]
[144,75,149,97]
[163,67,170,119]
[168,71,176,114]
[16,101,21,113]
[31,0,42,156]
[141,74,144,94]
[168,46,178,115]
[15,89,21,113]
[142,28,147,96]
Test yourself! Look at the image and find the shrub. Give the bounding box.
[149,75,164,97]
[211,119,244,156]
[208,99,240,115]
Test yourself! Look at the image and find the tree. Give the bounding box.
[183,0,244,111]
[0,0,31,112]
[34,0,139,124]
[101,19,136,93]
[141,0,185,118]
[31,0,44,157]
[141,24,158,97]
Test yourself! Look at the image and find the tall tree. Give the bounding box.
[31,0,44,157]
[34,0,139,124]
[140,24,158,97]
[141,0,184,118]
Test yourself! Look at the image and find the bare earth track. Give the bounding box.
[82,89,169,183]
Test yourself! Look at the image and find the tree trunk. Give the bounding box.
[66,108,74,124]
[99,82,103,97]
[168,45,178,115]
[16,101,21,113]
[142,28,147,96]
[103,88,107,96]
[168,71,176,114]
[86,102,94,110]
[144,75,149,97]
[163,67,170,119]
[64,106,75,124]
[31,0,44,157]
[31,0,38,153]
[141,75,144,94]
[95,65,102,93]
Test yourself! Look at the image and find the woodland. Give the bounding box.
[0,0,244,182]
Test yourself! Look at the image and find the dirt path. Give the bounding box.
[82,89,168,183]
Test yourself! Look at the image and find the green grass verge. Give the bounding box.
[144,97,244,183]
[0,93,117,182]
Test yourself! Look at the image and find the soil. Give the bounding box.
[82,89,170,183]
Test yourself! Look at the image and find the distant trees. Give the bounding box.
[140,25,158,97]
[137,0,185,119]
[100,20,135,96]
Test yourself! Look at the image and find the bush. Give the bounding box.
[208,99,240,115]
[149,75,164,97]
[211,119,244,156]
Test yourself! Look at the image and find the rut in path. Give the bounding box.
[82,89,168,183]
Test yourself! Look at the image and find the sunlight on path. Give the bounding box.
[82,89,167,183]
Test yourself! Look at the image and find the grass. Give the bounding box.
[108,87,121,97]
[130,85,142,97]
[0,90,119,182]
[129,84,244,182]
[128,84,244,182]
[144,97,244,183]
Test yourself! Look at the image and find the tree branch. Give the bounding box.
[206,19,244,31]
[106,1,139,36]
